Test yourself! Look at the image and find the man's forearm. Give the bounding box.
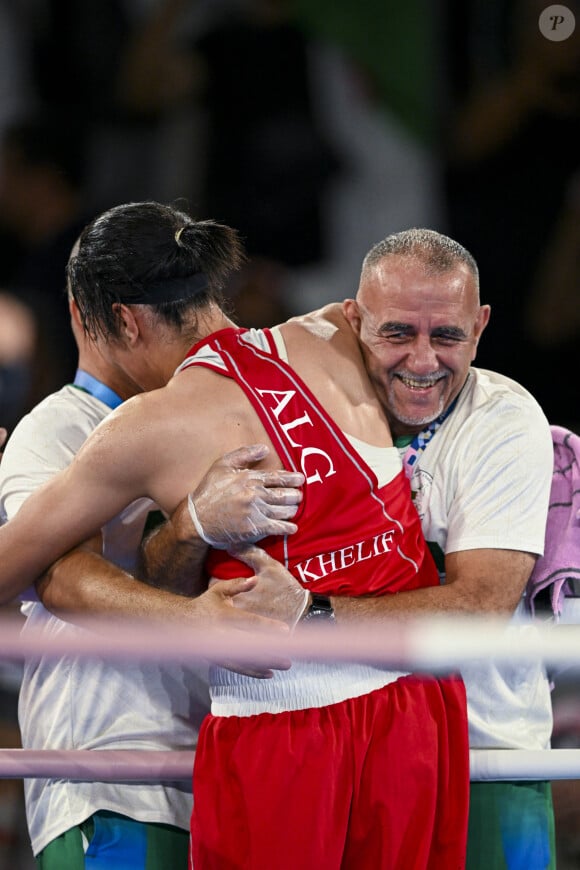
[331,583,471,624]
[137,501,209,596]
[331,549,534,623]
[36,547,204,624]
[36,546,295,679]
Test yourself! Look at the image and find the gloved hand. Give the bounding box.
[188,444,304,548]
[195,575,293,679]
[212,543,310,630]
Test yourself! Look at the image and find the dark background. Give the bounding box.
[0,2,578,866]
[0,0,577,434]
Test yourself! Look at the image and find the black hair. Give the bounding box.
[67,201,245,339]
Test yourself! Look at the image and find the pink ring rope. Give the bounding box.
[0,614,578,783]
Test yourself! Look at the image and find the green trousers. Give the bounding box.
[467,781,556,870]
[36,810,189,870]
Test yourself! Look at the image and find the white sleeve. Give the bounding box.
[0,398,95,600]
[445,399,553,556]
[0,412,90,517]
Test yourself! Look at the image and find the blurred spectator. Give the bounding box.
[0,1,34,285]
[21,0,446,327]
[191,0,341,270]
[442,0,580,425]
[281,0,446,311]
[523,171,580,430]
[183,0,344,324]
[0,113,93,418]
[525,173,580,350]
[282,42,445,312]
[27,0,144,207]
[296,0,439,145]
[26,0,220,210]
[0,293,36,435]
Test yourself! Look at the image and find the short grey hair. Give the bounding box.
[362,228,479,289]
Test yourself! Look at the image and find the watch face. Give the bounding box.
[304,600,335,622]
[306,608,332,620]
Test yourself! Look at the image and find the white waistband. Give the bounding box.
[210,660,408,717]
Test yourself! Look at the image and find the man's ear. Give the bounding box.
[68,295,91,348]
[473,304,491,352]
[68,295,82,328]
[342,299,362,335]
[112,303,140,346]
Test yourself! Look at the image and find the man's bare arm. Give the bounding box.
[333,549,534,622]
[36,540,294,679]
[33,534,186,621]
[138,505,209,596]
[36,541,286,628]
[233,547,535,624]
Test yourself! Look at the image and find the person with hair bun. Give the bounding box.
[0,202,306,869]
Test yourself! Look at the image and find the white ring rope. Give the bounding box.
[0,748,578,783]
[1,614,579,783]
[0,750,194,781]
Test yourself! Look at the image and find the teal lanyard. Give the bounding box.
[72,369,123,410]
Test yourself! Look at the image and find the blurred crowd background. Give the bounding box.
[0,0,578,437]
[0,0,578,866]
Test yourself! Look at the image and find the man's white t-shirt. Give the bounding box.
[399,368,554,750]
[0,385,210,856]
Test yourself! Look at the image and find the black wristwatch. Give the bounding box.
[303,593,335,622]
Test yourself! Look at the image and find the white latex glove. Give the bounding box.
[215,543,310,630]
[188,444,304,548]
[196,575,293,679]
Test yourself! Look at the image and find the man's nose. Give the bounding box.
[406,336,438,373]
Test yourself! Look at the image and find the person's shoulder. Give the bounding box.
[101,385,169,428]
[281,303,354,351]
[450,369,552,458]
[465,368,548,420]
[0,386,107,484]
[8,385,107,443]
[75,386,177,474]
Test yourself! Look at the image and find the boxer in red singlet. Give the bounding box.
[180,325,468,870]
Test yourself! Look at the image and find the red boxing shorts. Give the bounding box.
[190,674,469,870]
